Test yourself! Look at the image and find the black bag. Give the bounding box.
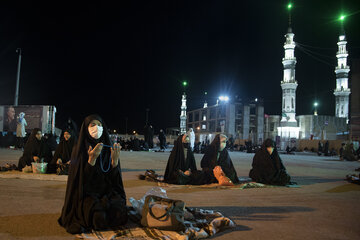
[141,195,186,231]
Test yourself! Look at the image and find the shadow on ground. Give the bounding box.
[0,213,69,238]
[291,176,341,185]
[193,206,315,222]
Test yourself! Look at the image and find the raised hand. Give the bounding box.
[88,143,103,166]
[111,143,121,167]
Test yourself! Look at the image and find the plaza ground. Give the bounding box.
[0,148,359,240]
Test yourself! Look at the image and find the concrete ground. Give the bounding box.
[0,148,359,240]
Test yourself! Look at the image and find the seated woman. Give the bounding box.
[200,134,240,185]
[166,134,239,186]
[48,129,76,174]
[164,134,197,184]
[58,115,127,234]
[17,128,53,171]
[249,138,291,186]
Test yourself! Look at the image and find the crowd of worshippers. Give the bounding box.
[2,114,357,234]
[56,114,296,234]
[0,113,296,234]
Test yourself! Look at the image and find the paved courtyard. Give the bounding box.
[0,148,359,240]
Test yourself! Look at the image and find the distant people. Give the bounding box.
[249,139,291,186]
[44,133,58,152]
[343,143,356,161]
[187,128,195,151]
[48,129,75,174]
[148,125,154,148]
[200,134,240,185]
[158,129,166,151]
[16,112,27,149]
[164,134,197,183]
[17,128,53,171]
[58,114,127,234]
[286,146,291,154]
[323,141,329,156]
[339,143,346,160]
[227,135,234,151]
[4,106,17,132]
[318,141,323,156]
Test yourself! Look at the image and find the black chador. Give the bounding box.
[48,129,76,173]
[53,130,76,164]
[17,128,52,170]
[58,115,127,234]
[249,139,291,186]
[200,134,240,184]
[164,134,197,184]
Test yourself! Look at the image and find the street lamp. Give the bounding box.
[218,96,229,102]
[314,102,318,116]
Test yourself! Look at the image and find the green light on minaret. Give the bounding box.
[339,15,345,21]
[182,81,188,87]
[287,3,292,9]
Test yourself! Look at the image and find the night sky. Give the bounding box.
[0,0,359,134]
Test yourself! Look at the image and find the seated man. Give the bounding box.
[164,134,197,183]
[249,139,291,186]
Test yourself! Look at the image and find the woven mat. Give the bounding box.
[78,207,235,240]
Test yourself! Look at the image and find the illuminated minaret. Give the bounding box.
[334,16,350,121]
[180,81,188,134]
[180,94,187,134]
[278,2,300,146]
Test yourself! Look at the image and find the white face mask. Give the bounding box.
[220,142,226,151]
[88,125,103,139]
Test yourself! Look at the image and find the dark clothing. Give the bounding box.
[53,136,75,164]
[4,119,17,132]
[58,115,127,234]
[200,134,240,184]
[48,135,76,173]
[17,128,53,170]
[159,131,166,150]
[249,145,291,186]
[164,135,197,184]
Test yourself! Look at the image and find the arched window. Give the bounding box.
[291,98,294,109]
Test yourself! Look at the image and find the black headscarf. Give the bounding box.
[164,134,197,183]
[18,128,52,170]
[249,138,289,185]
[53,129,76,164]
[58,114,125,233]
[200,134,240,184]
[23,128,42,158]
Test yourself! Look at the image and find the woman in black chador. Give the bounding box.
[17,128,53,171]
[164,134,197,183]
[249,138,291,186]
[58,115,127,234]
[200,134,240,185]
[48,129,76,173]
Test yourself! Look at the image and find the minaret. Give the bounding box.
[334,20,350,121]
[180,93,187,134]
[278,2,299,147]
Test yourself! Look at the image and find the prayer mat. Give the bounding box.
[77,207,235,240]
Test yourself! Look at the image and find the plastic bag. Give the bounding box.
[129,187,168,215]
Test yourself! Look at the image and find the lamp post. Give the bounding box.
[14,48,22,106]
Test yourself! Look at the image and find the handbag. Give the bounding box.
[141,195,186,231]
